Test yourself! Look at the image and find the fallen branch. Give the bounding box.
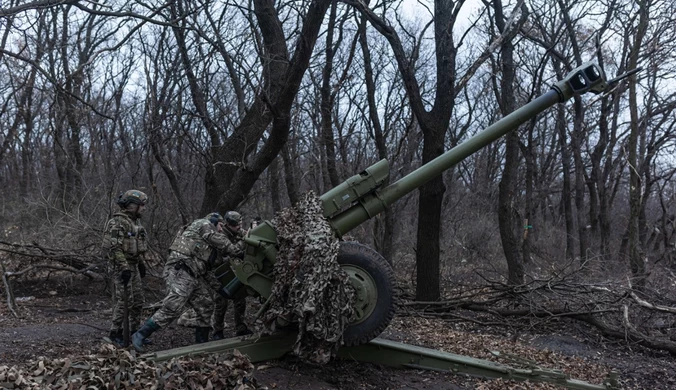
[57,308,92,313]
[630,291,676,314]
[410,311,507,327]
[403,272,676,356]
[4,263,104,281]
[0,240,99,273]
[576,313,676,355]
[467,305,619,318]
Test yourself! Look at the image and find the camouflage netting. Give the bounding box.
[0,343,258,389]
[255,191,356,364]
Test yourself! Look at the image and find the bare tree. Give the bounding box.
[347,0,527,299]
[487,0,529,285]
[200,0,333,214]
[626,0,650,288]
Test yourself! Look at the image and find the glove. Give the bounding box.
[120,269,132,285]
[138,262,146,278]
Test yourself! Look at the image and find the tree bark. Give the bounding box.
[320,0,341,188]
[570,97,590,263]
[268,156,282,213]
[627,1,650,288]
[494,0,527,285]
[281,143,299,205]
[556,103,575,260]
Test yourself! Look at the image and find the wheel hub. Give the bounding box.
[341,264,378,324]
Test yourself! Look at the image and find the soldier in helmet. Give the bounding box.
[131,212,245,352]
[102,189,150,346]
[211,211,252,339]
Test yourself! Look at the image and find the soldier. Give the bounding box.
[211,211,252,340]
[102,189,149,346]
[131,212,245,352]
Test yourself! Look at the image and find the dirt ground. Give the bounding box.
[1,274,674,389]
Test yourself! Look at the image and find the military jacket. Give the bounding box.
[167,218,245,277]
[102,211,148,270]
[212,228,245,269]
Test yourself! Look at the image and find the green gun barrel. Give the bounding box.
[323,61,607,236]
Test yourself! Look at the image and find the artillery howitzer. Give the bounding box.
[214,61,612,343]
[151,63,632,389]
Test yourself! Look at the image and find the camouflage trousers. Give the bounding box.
[212,295,247,333]
[111,267,145,332]
[150,266,213,328]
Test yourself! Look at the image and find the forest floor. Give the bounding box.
[0,273,674,389]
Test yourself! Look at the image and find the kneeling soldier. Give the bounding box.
[132,212,244,352]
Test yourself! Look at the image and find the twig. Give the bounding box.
[57,308,92,313]
[2,263,19,318]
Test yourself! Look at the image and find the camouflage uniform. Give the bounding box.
[132,214,244,351]
[102,191,149,341]
[211,227,248,337]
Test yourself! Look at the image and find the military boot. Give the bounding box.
[132,319,160,352]
[108,330,124,346]
[212,330,224,340]
[130,328,153,345]
[235,324,253,336]
[195,327,210,344]
[233,299,250,336]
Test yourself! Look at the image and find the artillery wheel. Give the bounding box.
[338,241,397,346]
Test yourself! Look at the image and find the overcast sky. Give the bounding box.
[401,0,484,29]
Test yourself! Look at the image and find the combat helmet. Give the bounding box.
[224,211,242,226]
[206,212,224,226]
[117,189,148,207]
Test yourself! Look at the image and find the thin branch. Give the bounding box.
[2,263,19,318]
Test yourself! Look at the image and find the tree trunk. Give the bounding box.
[358,11,394,263]
[521,120,537,265]
[269,156,282,213]
[320,0,341,188]
[627,0,649,289]
[570,98,589,263]
[416,126,446,300]
[281,143,299,205]
[494,0,526,285]
[556,105,575,260]
[589,93,611,260]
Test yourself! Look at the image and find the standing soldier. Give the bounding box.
[211,211,252,339]
[131,212,245,352]
[102,189,149,346]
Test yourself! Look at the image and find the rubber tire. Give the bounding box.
[339,241,397,346]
